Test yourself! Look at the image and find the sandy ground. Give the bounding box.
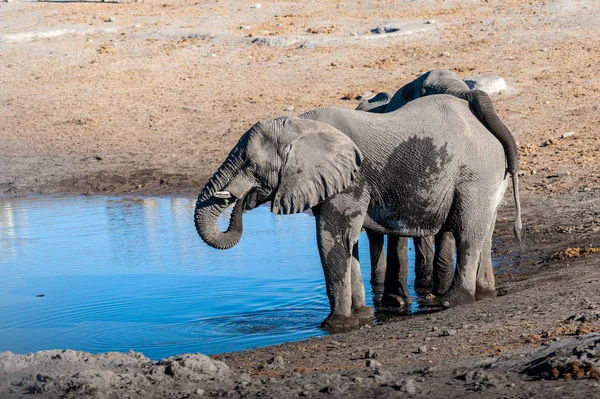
[1,0,600,397]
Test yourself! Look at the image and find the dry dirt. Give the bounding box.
[1,0,600,397]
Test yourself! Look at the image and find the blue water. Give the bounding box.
[0,196,420,360]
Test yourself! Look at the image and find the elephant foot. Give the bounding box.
[414,278,433,294]
[320,313,359,332]
[475,288,497,301]
[380,293,411,310]
[370,283,385,296]
[352,305,374,320]
[438,288,475,309]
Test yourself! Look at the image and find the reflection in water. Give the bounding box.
[0,196,420,360]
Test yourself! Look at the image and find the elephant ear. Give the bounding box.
[271,119,362,215]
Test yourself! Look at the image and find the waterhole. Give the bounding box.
[0,196,423,360]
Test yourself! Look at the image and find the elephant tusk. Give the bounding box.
[214,191,233,199]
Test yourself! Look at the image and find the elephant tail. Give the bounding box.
[464,89,524,245]
[512,172,524,246]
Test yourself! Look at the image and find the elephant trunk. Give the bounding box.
[194,146,247,250]
[194,194,246,250]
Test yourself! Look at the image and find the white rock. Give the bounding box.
[464,73,507,95]
[561,131,575,139]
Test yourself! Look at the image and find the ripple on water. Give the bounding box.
[0,196,426,359]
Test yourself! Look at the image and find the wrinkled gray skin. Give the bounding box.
[356,69,523,307]
[194,94,521,330]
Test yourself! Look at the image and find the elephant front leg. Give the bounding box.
[314,199,368,331]
[365,230,386,293]
[351,243,374,320]
[413,235,434,292]
[381,235,411,309]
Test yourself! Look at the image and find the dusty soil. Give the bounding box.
[1,0,600,397]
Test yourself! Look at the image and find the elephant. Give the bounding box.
[354,69,522,308]
[194,93,523,330]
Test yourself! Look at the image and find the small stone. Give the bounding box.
[441,329,457,336]
[432,326,439,332]
[366,359,381,368]
[195,388,205,396]
[531,170,537,175]
[264,355,285,370]
[107,16,116,22]
[404,379,418,394]
[283,106,294,111]
[418,345,428,353]
[239,26,252,30]
[365,349,380,359]
[441,52,450,57]
[252,3,261,8]
[561,131,576,139]
[583,187,591,192]
[426,20,436,24]
[371,26,400,34]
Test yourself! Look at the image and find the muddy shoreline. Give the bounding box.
[2,0,600,397]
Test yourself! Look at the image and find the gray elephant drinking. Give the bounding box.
[194,94,522,330]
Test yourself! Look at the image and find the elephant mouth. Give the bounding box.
[215,189,271,212]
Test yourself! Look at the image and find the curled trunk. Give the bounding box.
[194,194,246,250]
[194,143,247,250]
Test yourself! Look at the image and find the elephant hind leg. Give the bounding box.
[438,224,486,308]
[432,231,455,296]
[476,216,497,300]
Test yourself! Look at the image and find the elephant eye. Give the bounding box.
[246,161,258,174]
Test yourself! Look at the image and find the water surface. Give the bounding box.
[0,196,420,359]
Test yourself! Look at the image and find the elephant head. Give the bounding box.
[355,92,392,114]
[194,117,363,249]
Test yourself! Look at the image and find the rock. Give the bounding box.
[441,329,457,337]
[418,346,428,354]
[195,388,205,395]
[283,106,294,111]
[561,131,576,139]
[462,370,499,390]
[251,3,261,8]
[441,51,450,57]
[432,326,439,332]
[371,26,400,34]
[366,359,381,368]
[464,73,507,95]
[250,36,307,47]
[365,349,379,359]
[264,355,285,370]
[404,378,418,394]
[426,20,436,24]
[107,17,116,23]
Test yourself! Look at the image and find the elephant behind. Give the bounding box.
[355,69,523,308]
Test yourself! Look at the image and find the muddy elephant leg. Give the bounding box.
[433,231,455,296]
[314,196,368,331]
[476,216,497,300]
[413,235,434,291]
[351,242,374,319]
[381,235,411,309]
[439,224,487,308]
[366,229,386,293]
